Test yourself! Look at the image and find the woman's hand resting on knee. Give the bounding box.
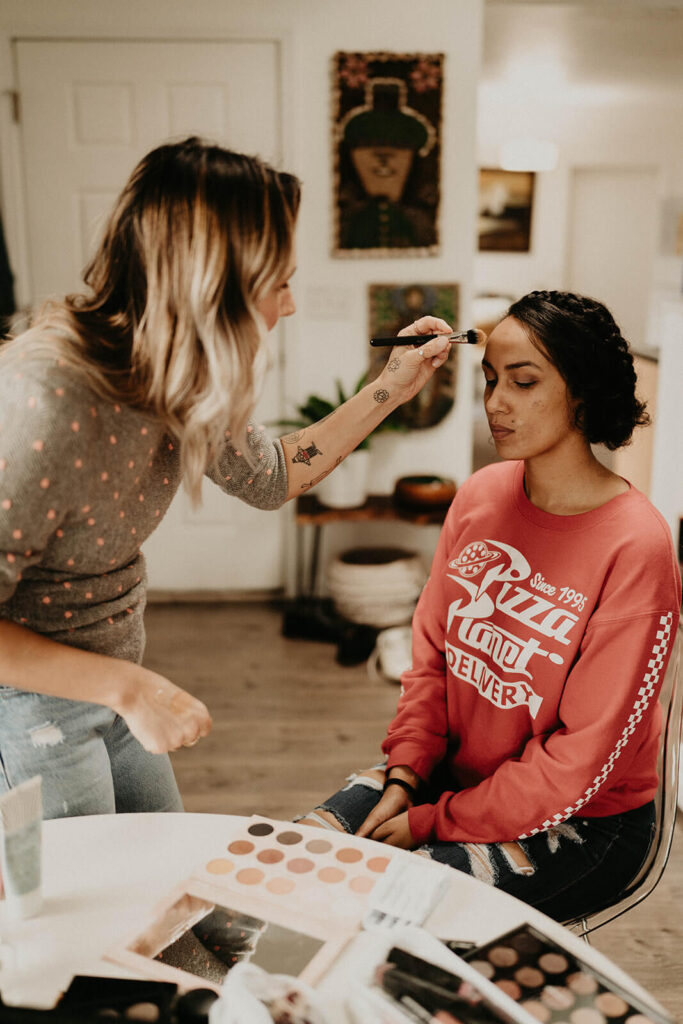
[356,769,419,848]
[114,665,212,754]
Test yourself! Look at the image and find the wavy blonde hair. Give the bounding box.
[8,137,300,503]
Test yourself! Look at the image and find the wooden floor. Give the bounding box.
[143,600,683,1020]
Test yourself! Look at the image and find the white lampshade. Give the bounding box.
[499,139,559,172]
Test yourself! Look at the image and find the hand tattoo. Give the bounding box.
[387,357,401,373]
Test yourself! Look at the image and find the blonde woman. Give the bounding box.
[0,137,452,819]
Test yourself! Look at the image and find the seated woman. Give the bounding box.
[299,290,682,922]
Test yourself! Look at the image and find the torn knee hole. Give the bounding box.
[301,810,346,832]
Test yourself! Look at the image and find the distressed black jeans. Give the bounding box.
[311,766,656,922]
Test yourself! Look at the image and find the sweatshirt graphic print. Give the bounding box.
[383,461,681,846]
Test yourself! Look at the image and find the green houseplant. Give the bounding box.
[275,372,406,507]
[277,371,408,448]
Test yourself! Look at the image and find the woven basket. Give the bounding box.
[326,547,426,628]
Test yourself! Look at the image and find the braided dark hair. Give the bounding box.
[505,290,649,450]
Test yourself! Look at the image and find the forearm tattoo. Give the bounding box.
[373,388,390,404]
[291,442,323,466]
[300,456,342,492]
[282,429,304,444]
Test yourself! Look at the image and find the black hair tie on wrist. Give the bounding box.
[383,776,417,799]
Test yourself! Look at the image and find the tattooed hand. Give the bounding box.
[376,316,453,405]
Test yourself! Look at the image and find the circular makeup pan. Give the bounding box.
[125,1004,160,1022]
[336,847,363,864]
[266,876,296,895]
[205,858,233,874]
[276,830,303,845]
[305,838,333,854]
[349,875,375,894]
[366,856,390,873]
[489,945,518,968]
[539,952,570,974]
[521,1000,552,1023]
[567,973,600,996]
[257,848,284,865]
[228,840,254,855]
[248,822,274,837]
[287,857,315,874]
[496,979,522,1000]
[318,866,345,883]
[541,986,575,1012]
[469,960,495,980]
[235,867,264,885]
[513,931,543,955]
[515,966,545,989]
[569,1008,607,1024]
[595,994,630,1018]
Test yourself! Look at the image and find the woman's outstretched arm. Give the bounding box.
[279,318,452,501]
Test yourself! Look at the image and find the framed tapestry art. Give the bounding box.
[332,51,444,256]
[368,282,460,429]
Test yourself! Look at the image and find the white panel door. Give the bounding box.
[15,40,286,592]
[566,166,659,350]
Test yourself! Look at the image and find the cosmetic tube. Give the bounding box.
[0,776,42,919]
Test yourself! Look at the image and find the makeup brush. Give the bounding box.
[370,329,485,347]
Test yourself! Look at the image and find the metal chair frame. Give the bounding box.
[563,614,682,940]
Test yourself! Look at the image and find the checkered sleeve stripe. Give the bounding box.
[517,611,674,840]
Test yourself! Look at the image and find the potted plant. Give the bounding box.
[276,373,405,508]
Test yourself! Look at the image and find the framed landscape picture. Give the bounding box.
[478,168,535,252]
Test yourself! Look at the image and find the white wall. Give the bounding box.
[0,0,483,583]
[476,93,683,302]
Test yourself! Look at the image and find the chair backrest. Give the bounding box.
[565,612,683,937]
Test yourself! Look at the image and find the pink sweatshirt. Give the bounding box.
[383,461,681,845]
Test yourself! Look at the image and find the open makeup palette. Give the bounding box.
[108,816,405,993]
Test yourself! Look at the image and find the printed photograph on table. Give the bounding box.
[108,876,351,993]
[332,51,443,256]
[465,922,673,1024]
[368,282,460,429]
[478,168,535,252]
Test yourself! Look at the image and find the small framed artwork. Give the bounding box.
[478,168,535,252]
[332,51,444,257]
[108,877,352,993]
[368,282,460,429]
[659,196,683,257]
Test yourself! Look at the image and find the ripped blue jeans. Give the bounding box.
[0,687,183,819]
[309,763,656,922]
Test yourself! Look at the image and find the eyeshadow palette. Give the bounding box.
[191,816,399,930]
[466,923,672,1024]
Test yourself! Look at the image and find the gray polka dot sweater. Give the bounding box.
[0,341,288,666]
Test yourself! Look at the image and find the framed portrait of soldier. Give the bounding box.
[332,51,444,257]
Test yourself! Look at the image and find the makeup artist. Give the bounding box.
[0,136,453,820]
[302,290,681,921]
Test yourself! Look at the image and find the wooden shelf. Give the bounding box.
[295,493,448,527]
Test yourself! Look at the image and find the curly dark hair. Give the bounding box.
[505,290,650,450]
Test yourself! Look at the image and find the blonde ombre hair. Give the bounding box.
[10,137,300,503]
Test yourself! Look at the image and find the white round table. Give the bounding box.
[0,813,665,1022]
